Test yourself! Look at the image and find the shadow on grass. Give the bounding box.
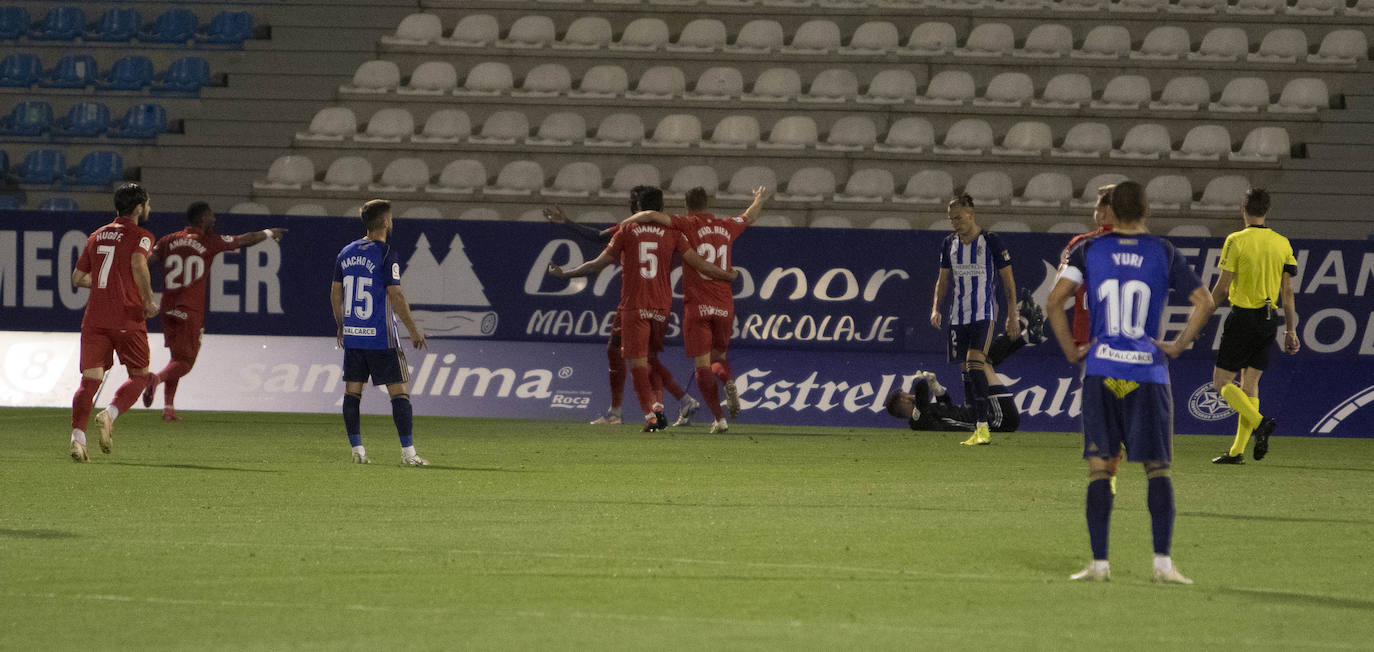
[412,464,528,473]
[0,528,78,540]
[106,462,281,474]
[1262,464,1374,474]
[1214,586,1374,611]
[1180,511,1373,526]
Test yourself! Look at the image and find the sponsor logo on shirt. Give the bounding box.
[697,305,730,318]
[165,309,189,320]
[639,309,668,322]
[1093,344,1154,365]
[951,263,987,277]
[343,326,377,336]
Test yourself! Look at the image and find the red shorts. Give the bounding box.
[80,326,150,372]
[161,310,204,361]
[682,304,732,358]
[619,308,667,360]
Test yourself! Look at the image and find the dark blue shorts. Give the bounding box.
[947,320,994,363]
[343,347,409,386]
[1081,375,1173,463]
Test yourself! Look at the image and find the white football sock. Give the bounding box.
[1153,555,1173,573]
[105,407,119,421]
[1091,560,1110,573]
[71,429,86,445]
[351,445,366,456]
[401,445,416,458]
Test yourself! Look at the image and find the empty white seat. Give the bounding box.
[400,207,443,219]
[1210,78,1269,112]
[843,21,899,55]
[627,66,685,99]
[753,215,797,228]
[1053,122,1112,158]
[1168,224,1212,237]
[1228,0,1282,14]
[876,117,935,153]
[555,17,612,49]
[427,160,487,194]
[720,166,778,200]
[1251,29,1307,63]
[469,110,530,145]
[645,114,702,147]
[459,208,501,222]
[1091,75,1151,109]
[705,115,760,149]
[1073,173,1129,207]
[371,158,429,192]
[819,116,877,151]
[835,168,895,202]
[963,171,1014,206]
[486,161,544,196]
[1033,73,1092,108]
[400,61,458,95]
[229,202,271,215]
[1111,123,1173,160]
[1049,221,1092,233]
[669,19,728,52]
[1173,125,1232,161]
[784,20,842,53]
[1132,26,1191,60]
[993,121,1052,156]
[1348,0,1374,16]
[453,62,512,96]
[810,216,854,229]
[356,108,415,142]
[896,170,955,204]
[1231,127,1290,162]
[743,68,801,102]
[668,165,720,194]
[255,155,315,190]
[684,67,744,101]
[975,72,1034,107]
[298,107,357,141]
[613,18,670,51]
[499,15,556,48]
[1016,24,1073,58]
[415,109,471,143]
[1190,27,1248,61]
[902,22,957,55]
[1074,25,1131,59]
[1150,76,1210,111]
[916,70,975,105]
[514,63,571,97]
[1172,0,1225,10]
[442,15,499,47]
[1289,0,1338,14]
[314,157,373,191]
[515,209,546,222]
[778,167,837,201]
[572,65,628,97]
[988,221,1031,232]
[1309,30,1368,64]
[956,23,1013,57]
[870,216,913,230]
[587,113,645,146]
[527,112,586,146]
[542,162,603,197]
[935,119,994,155]
[342,61,400,93]
[802,69,858,103]
[1271,78,1328,113]
[284,204,328,216]
[728,20,785,52]
[1145,175,1194,209]
[384,13,443,45]
[860,69,918,104]
[1192,175,1249,210]
[759,115,818,149]
[601,163,662,198]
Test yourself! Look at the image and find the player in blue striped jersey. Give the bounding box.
[330,200,430,466]
[929,195,1020,446]
[1047,181,1214,584]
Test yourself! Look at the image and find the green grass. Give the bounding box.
[1,408,1371,651]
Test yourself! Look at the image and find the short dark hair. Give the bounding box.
[113,183,148,216]
[685,187,709,212]
[361,199,391,231]
[1109,180,1147,223]
[948,194,974,209]
[186,201,212,225]
[632,185,663,212]
[1243,187,1271,218]
[884,392,906,419]
[1096,184,1116,208]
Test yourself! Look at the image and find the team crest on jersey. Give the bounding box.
[1187,383,1235,422]
[401,233,498,338]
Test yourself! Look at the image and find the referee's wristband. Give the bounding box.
[1285,330,1297,335]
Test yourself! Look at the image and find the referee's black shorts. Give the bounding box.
[1216,306,1279,372]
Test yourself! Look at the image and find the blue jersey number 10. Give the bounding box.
[1097,279,1150,338]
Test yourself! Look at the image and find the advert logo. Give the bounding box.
[402,233,499,338]
[1188,383,1235,422]
[1311,385,1374,434]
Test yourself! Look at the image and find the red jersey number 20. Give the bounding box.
[163,254,207,290]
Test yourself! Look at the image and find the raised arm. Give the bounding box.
[386,285,427,350]
[741,186,770,225]
[544,204,614,243]
[930,268,951,329]
[233,228,288,248]
[682,247,736,282]
[621,210,672,227]
[548,251,616,278]
[1156,287,1215,358]
[131,253,158,318]
[1047,277,1086,363]
[1281,271,1300,354]
[999,265,1020,339]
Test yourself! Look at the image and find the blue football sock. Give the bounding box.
[391,394,413,449]
[343,393,362,447]
[1147,476,1175,556]
[969,365,991,424]
[1086,478,1113,560]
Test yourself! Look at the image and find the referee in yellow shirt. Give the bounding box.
[1210,188,1301,464]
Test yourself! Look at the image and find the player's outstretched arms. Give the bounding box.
[545,204,614,243]
[387,285,427,350]
[683,249,736,282]
[1155,287,1215,358]
[548,251,615,278]
[1047,277,1088,363]
[132,252,158,318]
[741,186,771,224]
[621,210,671,226]
[330,281,345,347]
[234,228,288,247]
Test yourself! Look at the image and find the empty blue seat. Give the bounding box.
[98,56,153,91]
[0,53,41,87]
[38,54,97,89]
[39,197,80,212]
[199,11,253,44]
[0,101,53,136]
[140,9,197,43]
[0,6,30,39]
[54,102,110,137]
[14,150,66,184]
[67,151,124,187]
[86,8,141,42]
[30,6,84,41]
[109,103,168,138]
[154,57,210,92]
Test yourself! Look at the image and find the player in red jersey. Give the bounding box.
[141,202,287,420]
[621,185,769,433]
[67,183,160,462]
[547,217,735,432]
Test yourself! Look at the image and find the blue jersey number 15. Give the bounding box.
[341,275,374,320]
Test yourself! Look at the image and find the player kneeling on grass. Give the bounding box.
[331,200,429,466]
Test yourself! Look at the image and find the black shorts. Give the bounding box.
[947,320,994,363]
[343,347,409,386]
[1216,306,1279,372]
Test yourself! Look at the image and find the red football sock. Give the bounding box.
[607,350,626,410]
[157,359,192,407]
[110,375,148,415]
[629,365,655,418]
[712,360,733,384]
[696,367,723,421]
[163,378,180,406]
[71,377,101,430]
[650,356,685,400]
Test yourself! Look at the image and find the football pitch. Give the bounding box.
[2,408,1371,650]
